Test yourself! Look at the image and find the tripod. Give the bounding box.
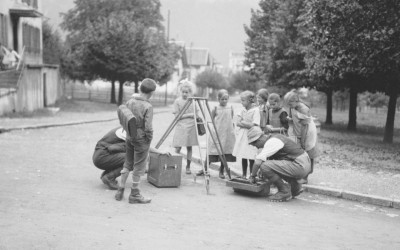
[155,97,231,194]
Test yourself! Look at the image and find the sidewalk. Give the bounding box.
[1,100,399,209]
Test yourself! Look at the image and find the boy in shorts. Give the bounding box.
[115,78,157,204]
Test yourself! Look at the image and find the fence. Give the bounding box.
[64,83,177,106]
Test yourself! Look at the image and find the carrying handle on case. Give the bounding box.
[164,164,178,170]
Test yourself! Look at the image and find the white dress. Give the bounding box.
[232,106,260,159]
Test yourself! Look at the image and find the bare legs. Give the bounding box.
[241,158,254,178]
[176,146,192,174]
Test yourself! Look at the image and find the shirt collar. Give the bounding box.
[133,95,149,103]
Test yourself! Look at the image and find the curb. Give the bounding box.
[0,109,169,134]
[0,118,118,133]
[185,154,399,210]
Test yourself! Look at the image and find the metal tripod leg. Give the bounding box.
[192,99,210,194]
[155,99,192,149]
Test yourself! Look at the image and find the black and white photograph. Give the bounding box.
[1,0,399,249]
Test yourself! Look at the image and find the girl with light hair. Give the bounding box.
[172,80,199,174]
[232,90,260,179]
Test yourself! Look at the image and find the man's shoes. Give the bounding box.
[267,191,292,202]
[115,187,124,201]
[185,168,191,174]
[101,175,119,190]
[267,182,292,202]
[219,172,225,179]
[290,181,303,197]
[196,170,204,176]
[129,193,151,204]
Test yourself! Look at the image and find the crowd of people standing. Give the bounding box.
[92,79,319,204]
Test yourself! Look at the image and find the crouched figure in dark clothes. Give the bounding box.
[93,127,171,190]
[247,126,311,202]
[93,127,127,190]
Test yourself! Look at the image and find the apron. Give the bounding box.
[208,105,236,155]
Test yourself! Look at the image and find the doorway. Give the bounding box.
[43,72,47,107]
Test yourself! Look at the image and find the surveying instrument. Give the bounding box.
[155,97,232,194]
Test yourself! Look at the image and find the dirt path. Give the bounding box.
[1,117,400,249]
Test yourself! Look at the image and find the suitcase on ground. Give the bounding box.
[147,152,182,187]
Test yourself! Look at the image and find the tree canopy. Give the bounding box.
[61,0,178,104]
[245,0,400,142]
[195,69,227,90]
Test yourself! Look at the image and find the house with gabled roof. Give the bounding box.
[0,0,61,115]
[185,47,215,81]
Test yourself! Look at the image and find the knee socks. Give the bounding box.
[131,175,141,190]
[119,168,130,188]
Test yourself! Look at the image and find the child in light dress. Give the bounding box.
[256,88,269,134]
[196,89,236,179]
[232,91,260,179]
[284,91,319,183]
[265,93,289,135]
[172,81,199,174]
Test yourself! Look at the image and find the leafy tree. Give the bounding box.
[368,92,389,113]
[304,0,400,142]
[244,0,309,89]
[195,69,227,93]
[228,71,260,92]
[61,0,178,104]
[42,20,64,65]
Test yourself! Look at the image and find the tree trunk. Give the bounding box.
[325,89,333,125]
[110,80,116,104]
[118,81,124,105]
[134,81,139,93]
[347,87,357,131]
[383,81,399,143]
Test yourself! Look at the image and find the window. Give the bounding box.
[21,0,38,10]
[22,23,40,53]
[0,13,8,47]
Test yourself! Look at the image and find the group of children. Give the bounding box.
[172,82,318,183]
[114,78,318,205]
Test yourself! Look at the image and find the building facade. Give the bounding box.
[0,0,61,115]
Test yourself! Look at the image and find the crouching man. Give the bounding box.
[247,126,311,202]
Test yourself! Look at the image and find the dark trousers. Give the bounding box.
[93,149,125,173]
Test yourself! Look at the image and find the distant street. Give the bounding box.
[0,111,399,249]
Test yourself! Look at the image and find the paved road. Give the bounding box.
[1,114,400,249]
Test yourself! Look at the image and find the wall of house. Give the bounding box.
[0,90,17,115]
[0,0,43,63]
[42,66,60,105]
[0,66,60,115]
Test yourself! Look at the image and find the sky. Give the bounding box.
[42,0,261,67]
